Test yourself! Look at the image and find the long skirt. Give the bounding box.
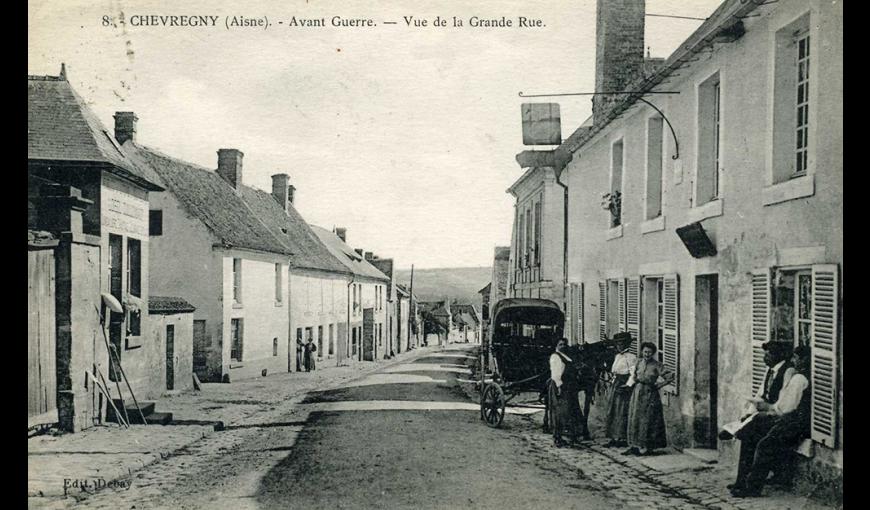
[627,382,667,450]
[605,373,632,440]
[549,381,582,441]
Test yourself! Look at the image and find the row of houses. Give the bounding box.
[501,0,841,497]
[418,300,482,346]
[28,69,422,432]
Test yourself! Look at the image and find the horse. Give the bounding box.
[541,340,620,438]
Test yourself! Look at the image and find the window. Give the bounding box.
[329,324,335,355]
[610,139,624,228]
[639,275,680,393]
[525,206,532,266]
[127,238,141,297]
[230,319,243,362]
[696,72,722,205]
[274,263,282,303]
[108,234,123,300]
[519,211,526,267]
[149,210,163,236]
[232,258,242,304]
[753,264,839,448]
[771,14,812,185]
[656,279,665,363]
[352,328,358,355]
[127,310,141,338]
[645,117,664,220]
[569,283,584,344]
[273,337,278,357]
[318,326,324,358]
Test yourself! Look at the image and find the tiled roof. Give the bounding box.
[478,282,491,295]
[124,144,291,256]
[494,246,511,261]
[239,187,351,275]
[149,296,196,314]
[27,75,162,191]
[419,301,450,317]
[310,226,390,283]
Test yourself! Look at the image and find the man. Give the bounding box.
[730,345,812,497]
[549,338,582,447]
[725,340,795,496]
[304,336,317,372]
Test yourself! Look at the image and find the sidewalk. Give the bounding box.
[28,345,439,506]
[519,403,841,510]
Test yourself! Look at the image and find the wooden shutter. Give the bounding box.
[618,279,627,333]
[627,277,641,354]
[811,264,839,448]
[599,281,607,341]
[662,274,679,394]
[750,268,771,397]
[577,283,584,344]
[568,283,578,344]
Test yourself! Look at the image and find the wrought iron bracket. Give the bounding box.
[636,97,681,160]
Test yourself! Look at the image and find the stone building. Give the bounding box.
[554,0,841,495]
[311,227,390,362]
[28,70,165,430]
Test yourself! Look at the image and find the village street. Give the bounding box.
[29,343,837,510]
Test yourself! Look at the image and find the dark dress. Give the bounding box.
[304,342,316,371]
[605,373,632,441]
[626,358,668,450]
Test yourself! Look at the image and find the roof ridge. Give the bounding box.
[234,182,298,256]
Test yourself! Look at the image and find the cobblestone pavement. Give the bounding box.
[28,346,442,509]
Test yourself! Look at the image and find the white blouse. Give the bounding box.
[611,351,638,376]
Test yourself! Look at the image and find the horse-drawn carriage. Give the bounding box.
[479,298,621,432]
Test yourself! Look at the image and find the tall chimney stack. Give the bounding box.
[217,149,244,190]
[364,252,373,261]
[271,173,290,213]
[335,228,347,243]
[287,184,296,206]
[355,248,364,256]
[114,112,138,145]
[593,0,646,125]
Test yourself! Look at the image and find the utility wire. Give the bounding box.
[646,13,708,21]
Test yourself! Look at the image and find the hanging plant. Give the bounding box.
[600,190,622,214]
[122,294,143,313]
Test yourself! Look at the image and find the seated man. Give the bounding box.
[730,345,811,498]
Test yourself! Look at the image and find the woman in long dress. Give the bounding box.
[604,332,636,448]
[624,341,673,456]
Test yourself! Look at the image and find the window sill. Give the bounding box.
[606,225,624,240]
[687,198,723,223]
[274,301,283,307]
[232,302,243,309]
[640,215,666,234]
[229,362,244,369]
[762,174,814,206]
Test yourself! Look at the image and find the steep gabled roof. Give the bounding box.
[239,186,351,275]
[27,75,162,191]
[124,144,291,256]
[310,226,390,283]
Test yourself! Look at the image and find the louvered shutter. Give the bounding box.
[811,264,839,448]
[599,281,607,341]
[662,274,679,394]
[618,279,627,333]
[750,269,771,397]
[576,283,585,344]
[567,284,576,344]
[627,277,641,355]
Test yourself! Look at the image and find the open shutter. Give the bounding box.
[627,277,641,355]
[750,268,771,397]
[618,279,627,333]
[811,264,839,448]
[599,281,607,341]
[662,274,679,394]
[576,283,585,344]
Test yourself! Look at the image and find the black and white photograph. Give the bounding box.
[28,0,843,508]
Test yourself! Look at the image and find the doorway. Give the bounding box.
[166,324,175,390]
[693,274,719,448]
[363,309,374,361]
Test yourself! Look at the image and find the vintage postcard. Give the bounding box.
[28,0,843,508]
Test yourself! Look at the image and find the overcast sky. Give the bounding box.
[29,0,721,269]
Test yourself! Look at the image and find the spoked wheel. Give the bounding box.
[480,382,506,428]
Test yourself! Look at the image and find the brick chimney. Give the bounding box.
[335,228,347,243]
[113,112,138,145]
[217,149,244,189]
[287,184,296,206]
[364,252,373,261]
[593,0,646,125]
[271,173,290,213]
[355,248,363,256]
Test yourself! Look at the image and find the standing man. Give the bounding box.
[549,338,582,447]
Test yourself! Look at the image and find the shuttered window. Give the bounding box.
[618,279,627,334]
[627,277,641,354]
[810,264,838,448]
[662,274,679,394]
[750,269,771,397]
[599,281,607,341]
[569,283,584,344]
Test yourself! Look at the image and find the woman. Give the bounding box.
[304,337,317,372]
[624,342,673,456]
[604,332,636,448]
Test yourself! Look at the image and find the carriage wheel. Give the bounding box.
[480,383,506,428]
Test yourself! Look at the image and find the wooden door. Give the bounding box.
[166,324,175,390]
[363,309,374,361]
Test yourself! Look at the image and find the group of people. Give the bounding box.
[548,332,813,498]
[296,338,318,372]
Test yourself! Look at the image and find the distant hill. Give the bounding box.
[396,267,491,305]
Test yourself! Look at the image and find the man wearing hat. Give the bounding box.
[725,340,795,495]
